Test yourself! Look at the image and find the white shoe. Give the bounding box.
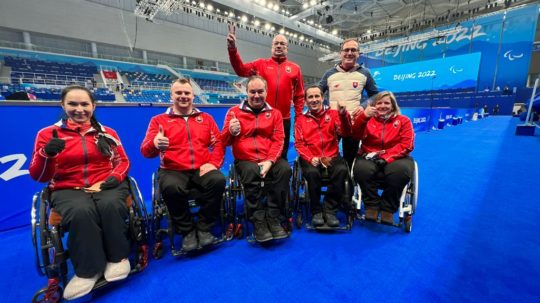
[63,273,100,300]
[104,258,131,282]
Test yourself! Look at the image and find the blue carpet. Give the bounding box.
[3,116,540,302]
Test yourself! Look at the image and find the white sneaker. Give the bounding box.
[63,273,100,300]
[104,258,131,282]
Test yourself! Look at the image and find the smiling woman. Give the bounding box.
[29,85,132,300]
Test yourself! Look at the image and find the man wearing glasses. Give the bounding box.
[226,25,305,160]
[319,38,379,168]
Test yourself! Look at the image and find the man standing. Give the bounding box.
[222,76,292,242]
[140,78,226,252]
[319,38,379,167]
[227,25,305,160]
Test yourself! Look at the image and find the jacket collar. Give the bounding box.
[165,107,201,117]
[239,100,273,113]
[303,105,329,118]
[336,62,362,73]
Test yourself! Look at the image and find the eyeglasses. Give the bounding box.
[273,41,288,46]
[341,48,359,53]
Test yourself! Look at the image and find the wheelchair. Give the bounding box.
[291,157,355,231]
[30,177,150,303]
[352,158,419,233]
[151,171,235,258]
[227,164,293,243]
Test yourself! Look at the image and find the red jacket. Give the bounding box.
[228,49,305,120]
[294,106,352,163]
[140,108,224,170]
[222,101,284,163]
[352,112,415,164]
[29,120,130,191]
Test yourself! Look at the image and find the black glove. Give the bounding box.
[100,176,120,190]
[44,129,65,157]
[374,158,387,167]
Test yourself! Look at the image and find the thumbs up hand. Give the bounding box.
[153,125,169,151]
[226,24,237,49]
[44,129,65,157]
[228,111,241,136]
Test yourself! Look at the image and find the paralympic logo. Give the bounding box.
[372,70,382,81]
[449,66,463,74]
[503,50,524,61]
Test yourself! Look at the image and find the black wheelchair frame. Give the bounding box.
[30,177,150,303]
[291,158,355,231]
[151,171,235,258]
[227,164,294,243]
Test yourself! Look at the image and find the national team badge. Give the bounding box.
[196,116,203,123]
[325,115,330,122]
[352,82,359,88]
[286,66,291,73]
[393,120,400,128]
[265,112,271,119]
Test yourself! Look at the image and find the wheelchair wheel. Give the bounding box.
[32,284,62,303]
[404,215,412,233]
[411,161,419,214]
[31,192,47,276]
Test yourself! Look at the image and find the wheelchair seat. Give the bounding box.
[151,171,235,258]
[31,177,150,303]
[227,164,293,243]
[291,158,355,232]
[352,158,419,233]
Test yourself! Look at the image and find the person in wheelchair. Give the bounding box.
[351,91,415,225]
[29,86,132,300]
[222,76,292,242]
[294,86,352,227]
[140,78,226,252]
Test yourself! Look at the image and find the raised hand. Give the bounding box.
[153,125,169,151]
[363,105,378,118]
[44,129,65,157]
[228,111,241,136]
[226,24,237,49]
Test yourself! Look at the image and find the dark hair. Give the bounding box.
[60,85,116,157]
[304,85,322,96]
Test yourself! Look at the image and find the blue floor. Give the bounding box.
[3,116,540,302]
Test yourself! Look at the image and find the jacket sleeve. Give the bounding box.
[140,116,161,158]
[318,70,331,98]
[207,116,225,169]
[380,117,415,164]
[293,68,305,117]
[106,128,130,182]
[221,108,236,147]
[351,111,370,141]
[29,127,58,183]
[294,117,314,163]
[364,69,379,98]
[336,110,352,138]
[228,48,258,77]
[267,110,285,163]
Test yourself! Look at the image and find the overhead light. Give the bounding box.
[331,29,338,35]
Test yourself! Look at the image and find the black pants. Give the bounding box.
[235,159,291,221]
[342,137,360,169]
[51,181,130,278]
[353,156,414,213]
[158,169,226,235]
[282,119,291,160]
[300,156,349,215]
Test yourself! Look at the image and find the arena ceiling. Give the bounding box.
[132,0,529,46]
